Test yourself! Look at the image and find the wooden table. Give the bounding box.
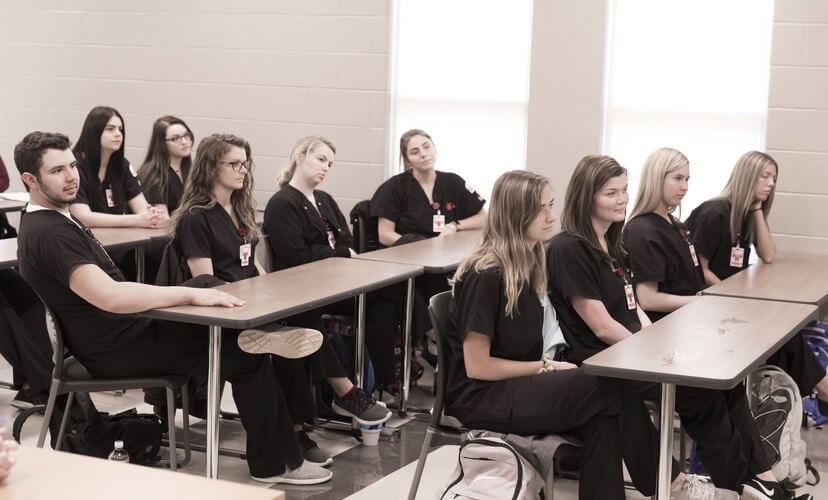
[3,445,283,499]
[353,230,482,414]
[141,257,423,479]
[582,295,818,499]
[90,227,168,283]
[0,238,17,269]
[702,253,828,313]
[0,199,25,214]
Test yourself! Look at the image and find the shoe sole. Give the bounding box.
[331,401,392,426]
[250,471,333,485]
[237,328,323,359]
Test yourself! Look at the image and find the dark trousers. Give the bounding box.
[0,269,53,394]
[768,334,824,396]
[412,273,451,344]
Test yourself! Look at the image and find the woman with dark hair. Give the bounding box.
[137,115,194,217]
[69,106,163,228]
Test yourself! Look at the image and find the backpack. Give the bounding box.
[349,200,379,253]
[747,365,811,487]
[436,437,545,500]
[801,322,828,426]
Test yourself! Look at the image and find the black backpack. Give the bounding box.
[349,200,379,253]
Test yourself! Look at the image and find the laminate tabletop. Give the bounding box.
[0,238,17,269]
[90,226,168,249]
[0,199,25,213]
[353,230,482,273]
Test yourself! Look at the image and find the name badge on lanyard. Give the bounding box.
[613,261,636,310]
[688,244,699,267]
[239,243,251,267]
[326,230,336,249]
[105,188,115,208]
[433,210,446,233]
[730,243,744,268]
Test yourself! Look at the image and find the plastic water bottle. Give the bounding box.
[107,440,130,463]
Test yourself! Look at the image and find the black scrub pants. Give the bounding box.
[768,334,824,396]
[450,368,663,500]
[78,275,303,477]
[412,272,451,345]
[0,269,53,394]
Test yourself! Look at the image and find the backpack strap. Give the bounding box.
[442,438,525,500]
[12,406,45,443]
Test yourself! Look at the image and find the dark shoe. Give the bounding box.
[741,478,786,500]
[297,430,332,467]
[10,390,48,410]
[816,396,828,415]
[332,388,391,425]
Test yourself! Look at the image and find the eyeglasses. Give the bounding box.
[165,134,193,144]
[219,160,251,172]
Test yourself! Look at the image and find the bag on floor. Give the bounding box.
[435,437,544,500]
[800,321,828,426]
[747,365,811,487]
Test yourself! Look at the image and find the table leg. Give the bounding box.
[657,383,676,499]
[400,277,415,416]
[355,292,367,390]
[135,244,145,283]
[206,325,222,479]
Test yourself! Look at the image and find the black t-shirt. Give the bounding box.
[16,209,149,365]
[370,170,486,241]
[74,157,143,215]
[142,169,186,214]
[174,204,258,283]
[546,232,641,364]
[264,185,352,271]
[623,213,706,322]
[685,199,751,281]
[446,267,543,424]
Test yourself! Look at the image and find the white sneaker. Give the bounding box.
[237,325,323,359]
[251,461,332,485]
[672,474,718,500]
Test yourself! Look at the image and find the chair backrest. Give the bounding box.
[257,234,273,273]
[427,291,454,424]
[34,293,67,379]
[349,199,379,253]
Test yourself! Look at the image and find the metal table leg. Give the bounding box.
[135,244,145,283]
[657,383,676,499]
[400,277,415,416]
[206,325,222,479]
[355,292,367,390]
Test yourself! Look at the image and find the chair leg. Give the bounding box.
[180,382,191,466]
[546,468,555,500]
[55,392,75,451]
[407,427,437,500]
[37,380,62,448]
[165,387,177,471]
[679,423,687,472]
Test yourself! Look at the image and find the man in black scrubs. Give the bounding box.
[13,131,330,484]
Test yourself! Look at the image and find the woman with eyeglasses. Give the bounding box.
[137,115,194,217]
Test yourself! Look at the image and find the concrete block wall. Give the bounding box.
[767,0,828,254]
[0,0,390,217]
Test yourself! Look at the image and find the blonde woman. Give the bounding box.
[448,170,657,500]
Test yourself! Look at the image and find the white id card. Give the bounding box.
[688,244,699,267]
[729,245,744,268]
[326,230,336,249]
[239,243,252,267]
[624,283,636,310]
[105,188,115,207]
[433,211,445,232]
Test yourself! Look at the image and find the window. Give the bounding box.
[603,0,774,218]
[390,0,534,202]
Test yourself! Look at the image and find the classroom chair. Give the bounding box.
[349,200,379,253]
[36,304,191,470]
[407,291,581,500]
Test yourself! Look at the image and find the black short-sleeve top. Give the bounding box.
[142,169,187,214]
[174,204,258,283]
[16,209,149,364]
[74,157,143,215]
[446,267,543,424]
[685,199,751,281]
[546,232,640,364]
[370,170,485,241]
[623,213,706,322]
[264,184,353,271]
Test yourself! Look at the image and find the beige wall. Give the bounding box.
[765,1,828,254]
[0,0,390,217]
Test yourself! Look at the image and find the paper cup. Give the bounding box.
[360,424,383,446]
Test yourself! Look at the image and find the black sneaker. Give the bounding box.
[741,478,786,500]
[332,388,391,425]
[297,430,332,467]
[10,389,48,410]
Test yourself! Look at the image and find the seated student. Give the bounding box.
[370,129,487,363]
[623,148,794,499]
[14,131,331,485]
[447,170,669,500]
[546,155,789,499]
[263,136,392,465]
[137,115,194,217]
[685,151,828,415]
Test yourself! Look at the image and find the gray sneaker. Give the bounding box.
[671,474,718,500]
[237,325,322,359]
[251,461,332,485]
[298,430,333,467]
[332,387,392,425]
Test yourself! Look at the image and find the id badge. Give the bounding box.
[624,284,636,310]
[688,244,699,267]
[239,243,252,267]
[433,211,446,232]
[105,189,115,208]
[729,245,744,268]
[326,230,336,250]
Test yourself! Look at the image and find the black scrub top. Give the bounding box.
[446,267,544,425]
[264,184,352,271]
[685,198,751,281]
[16,209,149,364]
[174,204,258,284]
[546,232,641,364]
[142,169,187,214]
[370,170,485,242]
[75,157,143,215]
[623,213,706,322]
